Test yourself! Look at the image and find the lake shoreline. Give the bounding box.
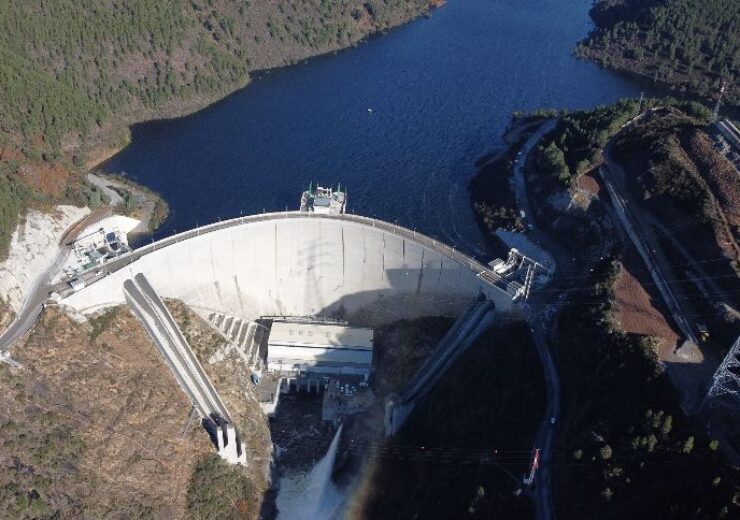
[90,7,440,174]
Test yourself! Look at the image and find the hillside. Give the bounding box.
[610,108,740,301]
[0,304,271,519]
[0,307,211,518]
[553,261,740,520]
[355,321,544,519]
[0,0,436,256]
[578,0,739,109]
[470,100,740,518]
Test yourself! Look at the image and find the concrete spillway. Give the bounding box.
[124,273,246,464]
[124,273,231,420]
[61,212,517,325]
[385,300,498,436]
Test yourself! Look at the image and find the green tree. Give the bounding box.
[600,444,613,460]
[541,142,570,183]
[660,415,673,438]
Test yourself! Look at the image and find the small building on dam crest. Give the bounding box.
[59,211,521,326]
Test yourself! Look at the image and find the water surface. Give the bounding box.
[105,0,646,257]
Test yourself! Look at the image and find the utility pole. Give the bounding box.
[701,335,740,412]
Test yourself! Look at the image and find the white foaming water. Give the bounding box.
[276,425,344,520]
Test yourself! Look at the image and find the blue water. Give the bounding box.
[104,0,646,258]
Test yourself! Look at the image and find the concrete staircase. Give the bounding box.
[206,312,267,370]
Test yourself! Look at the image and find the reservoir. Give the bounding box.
[104,0,646,257]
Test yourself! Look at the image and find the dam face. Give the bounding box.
[61,213,516,325]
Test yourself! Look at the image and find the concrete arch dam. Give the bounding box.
[61,212,517,324]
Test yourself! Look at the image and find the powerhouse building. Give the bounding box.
[266,321,373,378]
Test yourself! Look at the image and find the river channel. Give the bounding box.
[104,0,645,257]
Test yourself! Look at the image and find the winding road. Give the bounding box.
[0,246,70,352]
[511,119,563,520]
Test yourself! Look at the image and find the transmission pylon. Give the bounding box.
[702,335,740,412]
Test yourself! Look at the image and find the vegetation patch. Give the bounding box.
[578,0,739,108]
[0,0,435,257]
[469,131,528,234]
[186,453,258,520]
[553,259,740,519]
[611,107,740,297]
[0,306,212,518]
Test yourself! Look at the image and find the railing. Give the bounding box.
[94,211,506,288]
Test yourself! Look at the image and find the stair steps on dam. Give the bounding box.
[207,312,266,371]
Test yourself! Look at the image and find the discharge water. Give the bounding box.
[276,426,344,520]
[104,0,649,258]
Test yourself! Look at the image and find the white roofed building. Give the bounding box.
[266,321,373,379]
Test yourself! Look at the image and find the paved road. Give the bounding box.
[505,117,593,520]
[0,246,71,352]
[509,119,563,520]
[0,207,118,352]
[512,119,559,229]
[529,305,561,520]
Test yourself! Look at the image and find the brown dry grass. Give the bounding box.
[687,130,740,243]
[166,300,273,516]
[0,306,212,518]
[611,259,680,358]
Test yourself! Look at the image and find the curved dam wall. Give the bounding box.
[61,213,516,325]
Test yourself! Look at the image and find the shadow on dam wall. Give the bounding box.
[60,215,519,324]
[313,268,490,327]
[191,260,515,327]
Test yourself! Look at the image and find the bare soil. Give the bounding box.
[611,258,680,356]
[577,170,602,197]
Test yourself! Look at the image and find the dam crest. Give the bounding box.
[60,212,519,324]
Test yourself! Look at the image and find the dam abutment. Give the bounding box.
[61,212,519,325]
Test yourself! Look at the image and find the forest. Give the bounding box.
[553,260,740,519]
[579,0,739,109]
[0,0,433,257]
